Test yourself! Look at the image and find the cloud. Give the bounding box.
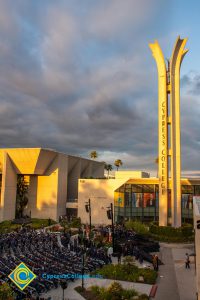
[0,0,199,175]
[88,0,158,39]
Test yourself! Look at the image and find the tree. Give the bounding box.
[16,175,29,218]
[104,163,113,178]
[114,159,123,171]
[90,150,98,160]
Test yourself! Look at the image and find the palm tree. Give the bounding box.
[90,150,98,160]
[104,163,113,178]
[114,159,123,171]
[155,157,159,177]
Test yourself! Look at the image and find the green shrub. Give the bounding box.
[181,224,193,237]
[150,233,194,243]
[76,282,148,300]
[88,283,141,300]
[0,283,15,300]
[75,286,85,293]
[0,218,57,233]
[92,263,157,284]
[107,281,123,294]
[0,221,21,233]
[121,288,138,298]
[69,217,82,228]
[30,218,56,229]
[90,285,100,294]
[138,268,157,284]
[149,223,194,242]
[123,255,135,266]
[125,221,149,235]
[139,294,149,300]
[149,224,181,237]
[150,224,193,236]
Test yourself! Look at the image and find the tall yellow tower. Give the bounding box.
[149,36,188,227]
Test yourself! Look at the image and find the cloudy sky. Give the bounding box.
[0,0,200,176]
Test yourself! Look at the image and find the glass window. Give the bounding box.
[143,193,155,207]
[182,194,193,210]
[155,185,159,192]
[182,194,188,209]
[195,185,200,195]
[131,185,143,193]
[132,193,136,207]
[142,185,154,193]
[133,193,143,207]
[116,185,125,193]
[125,184,131,189]
[124,192,131,206]
[181,185,194,194]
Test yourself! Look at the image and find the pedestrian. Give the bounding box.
[185,253,190,269]
[108,254,112,263]
[152,254,159,271]
[155,254,159,271]
[139,254,143,265]
[117,252,122,264]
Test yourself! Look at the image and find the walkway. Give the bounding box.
[155,243,196,300]
[155,246,180,300]
[41,278,152,300]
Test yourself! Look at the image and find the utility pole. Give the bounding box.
[107,203,115,252]
[85,199,92,233]
[81,246,85,289]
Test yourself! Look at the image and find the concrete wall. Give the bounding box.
[115,171,150,179]
[0,153,17,220]
[67,157,81,201]
[57,154,69,219]
[78,178,127,225]
[33,155,59,220]
[0,148,104,222]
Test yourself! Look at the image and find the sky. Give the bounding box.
[0,0,200,176]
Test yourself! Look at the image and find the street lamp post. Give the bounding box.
[107,203,115,252]
[81,246,86,289]
[85,198,92,232]
[60,280,68,300]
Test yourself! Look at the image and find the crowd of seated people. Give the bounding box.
[0,228,109,299]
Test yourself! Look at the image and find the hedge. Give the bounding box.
[0,218,56,233]
[125,221,149,235]
[149,224,193,238]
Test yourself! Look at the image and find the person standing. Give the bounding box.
[155,254,159,271]
[139,254,143,265]
[185,253,190,269]
[117,252,122,264]
[152,254,159,271]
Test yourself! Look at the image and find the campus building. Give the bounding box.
[78,170,200,226]
[0,148,104,222]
